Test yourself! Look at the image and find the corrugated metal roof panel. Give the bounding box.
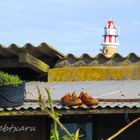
[29,81,140,99]
[0,43,65,59]
[0,81,140,112]
[55,53,140,67]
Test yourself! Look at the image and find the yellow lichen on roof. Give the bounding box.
[48,66,140,82]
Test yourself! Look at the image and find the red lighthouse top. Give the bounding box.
[101,18,119,47]
[105,18,116,29]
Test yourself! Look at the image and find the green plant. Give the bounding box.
[0,71,23,86]
[36,85,81,140]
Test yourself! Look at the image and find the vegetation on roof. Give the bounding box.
[0,71,23,86]
[49,66,140,81]
[37,86,81,140]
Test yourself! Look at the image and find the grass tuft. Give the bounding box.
[0,71,23,86]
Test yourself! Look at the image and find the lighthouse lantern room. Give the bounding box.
[101,18,119,57]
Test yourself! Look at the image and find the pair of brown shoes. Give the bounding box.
[61,92,99,107]
[61,92,82,107]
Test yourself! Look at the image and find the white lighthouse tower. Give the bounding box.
[101,18,119,57]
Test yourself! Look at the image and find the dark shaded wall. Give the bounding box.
[94,114,140,140]
[0,114,139,140]
[54,114,140,140]
[0,116,50,140]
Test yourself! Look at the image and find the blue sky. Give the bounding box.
[0,0,139,56]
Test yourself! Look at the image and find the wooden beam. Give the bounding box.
[19,52,49,73]
[24,98,140,103]
[98,98,140,102]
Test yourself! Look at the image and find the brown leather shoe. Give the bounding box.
[61,93,72,106]
[61,92,83,106]
[79,92,99,106]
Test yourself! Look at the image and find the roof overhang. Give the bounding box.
[0,43,65,74]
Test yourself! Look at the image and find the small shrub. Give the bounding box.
[0,71,23,86]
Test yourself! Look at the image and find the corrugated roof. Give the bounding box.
[55,53,140,67]
[1,81,140,113]
[1,44,139,69]
[0,43,64,59]
[0,43,65,77]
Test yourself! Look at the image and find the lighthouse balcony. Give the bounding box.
[101,42,119,47]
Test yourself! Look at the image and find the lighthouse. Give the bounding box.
[101,18,119,57]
